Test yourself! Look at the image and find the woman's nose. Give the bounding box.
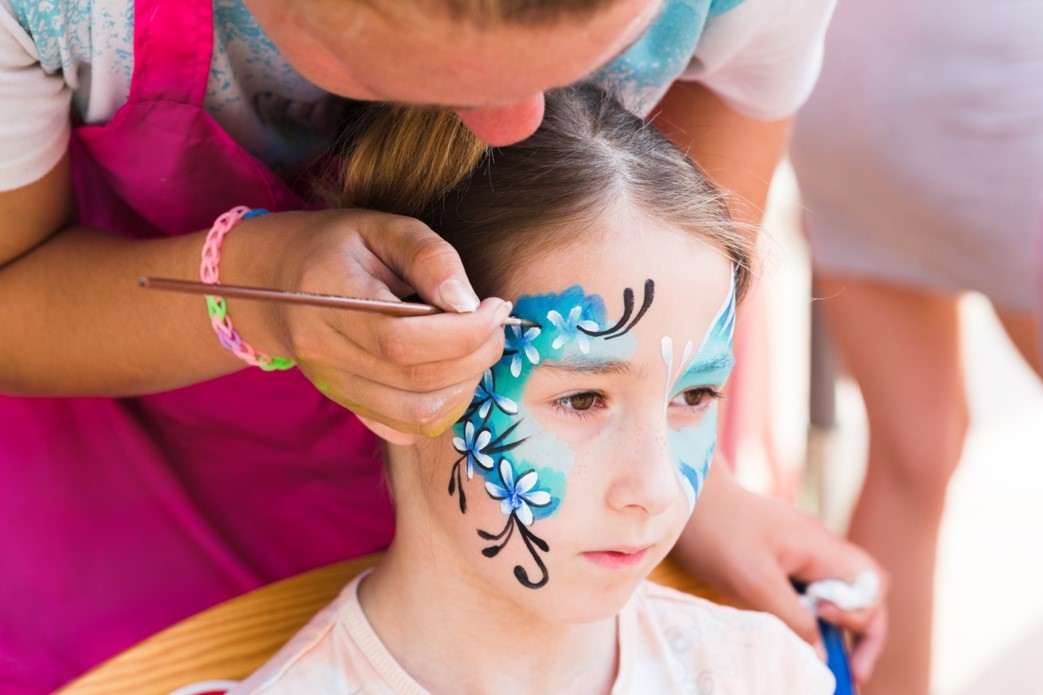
[454,94,545,146]
[604,425,681,517]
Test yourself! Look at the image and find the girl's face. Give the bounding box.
[417,209,735,623]
[242,0,661,145]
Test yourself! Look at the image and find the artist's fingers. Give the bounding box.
[815,602,877,636]
[285,298,505,395]
[733,563,824,657]
[313,314,507,396]
[844,606,887,683]
[785,534,878,588]
[816,589,889,683]
[326,298,511,368]
[355,213,480,313]
[304,368,480,438]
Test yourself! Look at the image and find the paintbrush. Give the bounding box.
[138,276,539,328]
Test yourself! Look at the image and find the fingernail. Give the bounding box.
[422,400,470,438]
[438,278,480,313]
[494,301,513,326]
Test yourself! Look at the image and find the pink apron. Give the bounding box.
[0,1,393,692]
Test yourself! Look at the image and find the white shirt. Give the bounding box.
[0,0,835,191]
[228,575,835,695]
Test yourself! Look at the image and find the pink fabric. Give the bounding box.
[0,1,393,692]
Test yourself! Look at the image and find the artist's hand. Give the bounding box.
[672,464,888,684]
[234,209,510,438]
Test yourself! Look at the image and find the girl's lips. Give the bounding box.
[582,547,650,570]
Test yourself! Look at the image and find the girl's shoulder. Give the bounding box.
[618,580,835,694]
[228,572,426,695]
[634,579,800,644]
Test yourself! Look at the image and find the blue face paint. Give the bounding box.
[450,284,638,589]
[662,271,736,512]
[449,273,735,588]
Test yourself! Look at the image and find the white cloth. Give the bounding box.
[0,0,836,191]
[228,574,835,695]
[799,570,880,612]
[790,0,1043,311]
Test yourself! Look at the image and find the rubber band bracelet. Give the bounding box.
[200,206,296,372]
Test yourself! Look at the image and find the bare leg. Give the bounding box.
[995,308,1041,377]
[817,275,968,695]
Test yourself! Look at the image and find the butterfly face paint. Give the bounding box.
[451,282,650,588]
[662,271,736,512]
[450,270,735,591]
[362,206,735,634]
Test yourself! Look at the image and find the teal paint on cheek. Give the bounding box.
[478,287,607,517]
[669,404,720,513]
[453,285,636,520]
[500,403,571,520]
[448,282,652,589]
[663,272,737,513]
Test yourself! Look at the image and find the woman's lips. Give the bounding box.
[582,546,650,570]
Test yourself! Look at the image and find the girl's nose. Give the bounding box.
[454,94,546,146]
[604,425,681,517]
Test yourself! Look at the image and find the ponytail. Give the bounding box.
[330,86,754,303]
[336,104,487,219]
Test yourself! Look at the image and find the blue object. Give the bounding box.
[791,580,856,694]
[819,618,855,695]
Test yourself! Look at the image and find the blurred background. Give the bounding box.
[744,162,1043,695]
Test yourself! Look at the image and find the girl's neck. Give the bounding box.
[358,536,620,695]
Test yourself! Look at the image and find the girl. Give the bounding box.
[0,1,883,689]
[230,85,833,694]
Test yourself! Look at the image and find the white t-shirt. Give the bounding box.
[227,575,835,695]
[0,0,835,192]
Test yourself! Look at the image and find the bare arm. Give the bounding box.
[0,151,507,436]
[0,152,243,395]
[651,81,790,231]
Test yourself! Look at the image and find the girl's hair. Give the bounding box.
[333,84,753,302]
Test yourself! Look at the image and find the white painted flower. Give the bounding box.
[451,421,494,478]
[660,335,694,405]
[504,324,541,377]
[547,306,599,354]
[484,460,552,526]
[473,369,518,419]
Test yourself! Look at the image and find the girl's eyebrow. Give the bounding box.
[679,352,735,381]
[540,359,646,379]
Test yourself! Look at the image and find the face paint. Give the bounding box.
[661,271,737,512]
[450,282,649,589]
[450,267,734,589]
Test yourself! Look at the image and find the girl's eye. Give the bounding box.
[671,387,722,409]
[555,391,602,412]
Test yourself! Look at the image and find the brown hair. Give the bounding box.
[334,85,753,301]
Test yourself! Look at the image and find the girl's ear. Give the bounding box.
[357,416,420,446]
